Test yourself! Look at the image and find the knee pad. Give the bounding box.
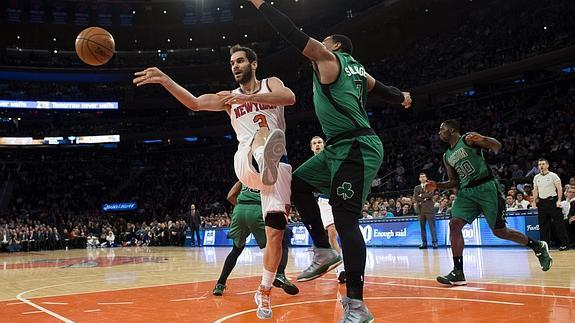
[265,212,288,230]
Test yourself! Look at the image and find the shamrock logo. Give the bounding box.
[337,182,354,200]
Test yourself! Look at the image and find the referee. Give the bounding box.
[532,158,569,251]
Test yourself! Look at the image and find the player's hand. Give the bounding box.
[556,201,562,208]
[133,67,169,87]
[465,132,485,144]
[531,203,537,209]
[218,92,252,105]
[401,92,412,109]
[424,180,437,193]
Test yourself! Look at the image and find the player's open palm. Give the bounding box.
[401,92,412,109]
[133,67,169,87]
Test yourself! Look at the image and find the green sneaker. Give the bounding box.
[297,247,342,282]
[535,241,553,271]
[437,268,467,286]
[212,283,226,296]
[340,297,374,323]
[273,274,299,295]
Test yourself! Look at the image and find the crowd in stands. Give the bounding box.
[2,0,575,252]
[2,79,573,252]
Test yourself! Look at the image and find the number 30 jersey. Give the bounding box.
[444,133,492,188]
[229,78,286,150]
[312,52,371,139]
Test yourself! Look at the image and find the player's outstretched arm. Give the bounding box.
[464,132,502,153]
[427,154,460,192]
[134,67,229,112]
[366,73,412,108]
[218,77,296,107]
[227,181,243,206]
[247,0,335,63]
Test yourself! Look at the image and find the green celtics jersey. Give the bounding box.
[237,185,261,203]
[444,134,492,188]
[313,51,370,139]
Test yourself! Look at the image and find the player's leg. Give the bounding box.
[213,244,245,296]
[479,182,553,271]
[255,163,291,319]
[436,190,478,286]
[213,206,252,295]
[273,227,299,295]
[319,197,346,283]
[330,138,382,322]
[292,154,342,282]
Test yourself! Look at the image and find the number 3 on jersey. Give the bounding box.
[253,114,268,128]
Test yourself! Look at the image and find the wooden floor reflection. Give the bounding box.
[1,246,574,322]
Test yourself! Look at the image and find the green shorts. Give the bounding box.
[293,135,383,217]
[451,179,506,229]
[227,204,266,248]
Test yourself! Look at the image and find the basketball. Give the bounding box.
[75,27,115,66]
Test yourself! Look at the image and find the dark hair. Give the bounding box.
[419,172,427,176]
[330,34,353,54]
[443,119,460,132]
[230,44,257,63]
[538,158,549,164]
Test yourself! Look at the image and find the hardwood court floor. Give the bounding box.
[1,246,574,322]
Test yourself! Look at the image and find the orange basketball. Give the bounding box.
[75,27,115,66]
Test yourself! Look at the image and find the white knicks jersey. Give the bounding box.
[229,78,286,149]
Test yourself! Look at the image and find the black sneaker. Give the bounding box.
[273,274,299,295]
[419,244,427,249]
[535,241,553,271]
[337,270,346,284]
[212,283,226,296]
[437,268,466,286]
[559,245,568,251]
[432,243,438,249]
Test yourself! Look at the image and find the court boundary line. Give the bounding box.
[359,280,575,300]
[2,273,259,303]
[16,287,74,323]
[213,296,524,322]
[366,274,575,291]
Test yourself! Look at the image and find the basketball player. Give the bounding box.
[310,136,345,283]
[213,181,298,296]
[247,1,412,321]
[134,45,294,319]
[425,120,553,286]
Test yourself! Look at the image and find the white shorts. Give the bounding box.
[234,145,292,216]
[318,196,335,229]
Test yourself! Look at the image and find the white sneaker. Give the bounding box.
[254,285,273,319]
[261,129,286,186]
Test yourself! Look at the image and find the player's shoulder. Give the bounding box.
[266,76,285,85]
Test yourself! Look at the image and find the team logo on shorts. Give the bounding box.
[337,182,354,200]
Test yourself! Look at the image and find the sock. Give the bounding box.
[346,271,364,300]
[253,146,265,171]
[261,268,275,288]
[453,256,463,271]
[217,245,244,285]
[526,238,539,252]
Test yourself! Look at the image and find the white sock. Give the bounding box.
[261,269,275,288]
[253,146,265,171]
